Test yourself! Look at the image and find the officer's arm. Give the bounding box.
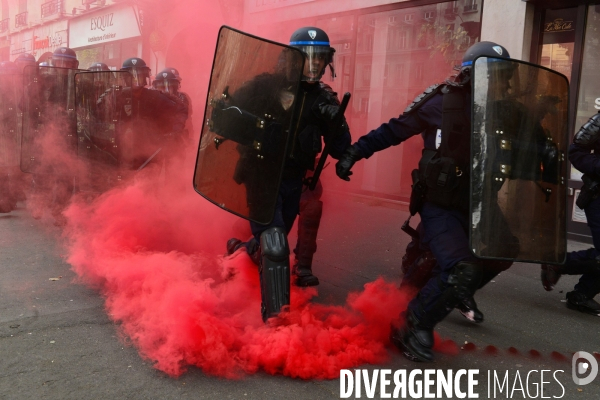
[353,105,429,159]
[569,113,600,176]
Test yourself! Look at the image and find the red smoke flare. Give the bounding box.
[62,149,448,378]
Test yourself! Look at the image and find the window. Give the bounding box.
[363,65,371,84]
[464,0,478,13]
[424,11,434,21]
[404,14,414,24]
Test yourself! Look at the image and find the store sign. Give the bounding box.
[69,5,141,48]
[33,32,64,50]
[544,18,574,33]
[542,9,577,44]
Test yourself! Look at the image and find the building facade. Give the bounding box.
[1,0,599,242]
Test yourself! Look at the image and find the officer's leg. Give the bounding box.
[548,198,600,315]
[293,191,322,287]
[259,226,291,322]
[555,249,600,315]
[400,228,483,323]
[391,204,482,361]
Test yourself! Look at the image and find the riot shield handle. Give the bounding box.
[308,92,351,191]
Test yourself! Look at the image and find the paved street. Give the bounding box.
[1,190,599,399]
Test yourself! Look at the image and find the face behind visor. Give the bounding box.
[296,45,332,82]
[289,26,335,82]
[125,67,151,89]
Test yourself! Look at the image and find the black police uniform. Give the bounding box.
[336,42,516,362]
[542,112,600,316]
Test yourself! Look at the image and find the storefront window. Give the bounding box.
[575,6,600,150]
[539,7,579,180]
[345,2,481,198]
[75,39,141,71]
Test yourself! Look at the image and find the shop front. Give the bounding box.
[9,19,68,63]
[243,0,484,202]
[68,4,142,70]
[527,0,600,242]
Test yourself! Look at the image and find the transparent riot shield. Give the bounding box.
[0,72,21,167]
[193,26,304,224]
[471,57,569,264]
[75,70,132,192]
[20,65,83,173]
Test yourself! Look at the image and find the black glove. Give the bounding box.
[318,103,340,123]
[336,145,361,181]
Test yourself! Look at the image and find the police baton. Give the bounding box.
[308,92,351,191]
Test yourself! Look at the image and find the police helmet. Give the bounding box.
[461,41,511,68]
[164,67,182,82]
[121,57,151,88]
[455,41,513,85]
[152,69,180,95]
[51,47,79,69]
[88,62,110,72]
[0,60,19,74]
[289,26,335,82]
[14,53,37,71]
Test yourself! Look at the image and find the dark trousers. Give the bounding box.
[407,202,477,323]
[249,177,304,243]
[562,197,600,298]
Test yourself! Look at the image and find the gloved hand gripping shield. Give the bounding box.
[470,56,569,264]
[193,26,304,224]
[74,70,132,192]
[20,65,83,173]
[0,71,21,167]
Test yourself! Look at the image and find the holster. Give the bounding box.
[409,169,427,215]
[418,149,468,211]
[576,174,600,209]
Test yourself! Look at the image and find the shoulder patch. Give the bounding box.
[403,83,443,114]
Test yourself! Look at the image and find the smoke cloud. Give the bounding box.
[63,148,440,378]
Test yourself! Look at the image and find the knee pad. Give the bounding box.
[448,261,484,300]
[259,227,290,322]
[261,227,289,262]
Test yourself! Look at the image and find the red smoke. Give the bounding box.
[63,152,419,378]
[4,0,462,379]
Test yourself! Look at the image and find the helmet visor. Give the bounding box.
[296,45,333,82]
[126,67,150,88]
[52,57,79,69]
[152,79,179,95]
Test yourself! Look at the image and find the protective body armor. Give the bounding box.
[573,113,600,209]
[411,84,471,212]
[287,82,346,175]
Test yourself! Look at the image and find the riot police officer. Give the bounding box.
[0,61,21,212]
[541,112,600,316]
[155,67,194,142]
[226,27,351,317]
[14,53,37,72]
[50,47,79,69]
[22,48,81,224]
[335,41,518,361]
[97,57,187,170]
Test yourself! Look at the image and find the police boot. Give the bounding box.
[226,237,261,266]
[293,199,322,287]
[566,291,600,316]
[541,263,562,291]
[389,312,434,362]
[456,297,484,323]
[226,238,244,256]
